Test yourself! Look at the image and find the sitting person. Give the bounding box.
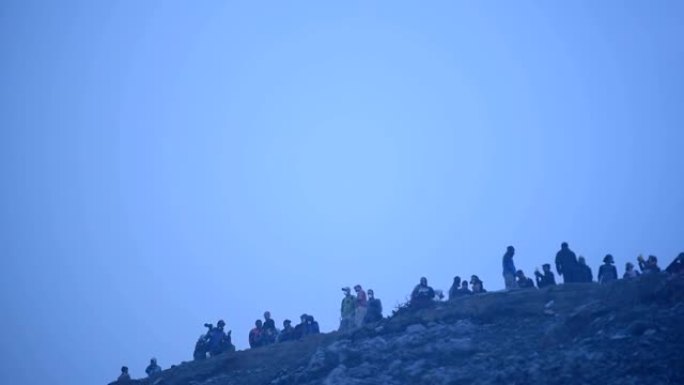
[470,275,487,293]
[193,333,208,360]
[364,289,383,324]
[534,264,556,288]
[249,320,264,348]
[598,254,618,284]
[516,270,535,289]
[145,358,161,377]
[457,280,472,295]
[448,276,462,300]
[410,277,436,308]
[117,366,131,383]
[278,319,295,343]
[306,315,320,335]
[638,255,661,274]
[206,320,233,357]
[294,314,308,339]
[623,262,641,279]
[666,253,684,275]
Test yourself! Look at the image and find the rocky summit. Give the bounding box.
[111,274,684,385]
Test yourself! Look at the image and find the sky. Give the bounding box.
[0,1,683,384]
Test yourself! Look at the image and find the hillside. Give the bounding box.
[109,273,684,385]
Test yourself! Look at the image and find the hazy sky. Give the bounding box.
[1,1,683,384]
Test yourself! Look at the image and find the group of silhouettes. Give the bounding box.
[115,245,684,382]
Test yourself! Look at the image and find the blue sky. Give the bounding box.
[1,1,683,384]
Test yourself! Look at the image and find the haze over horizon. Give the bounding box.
[1,1,683,385]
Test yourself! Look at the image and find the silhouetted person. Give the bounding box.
[448,276,462,300]
[577,256,593,283]
[145,358,161,377]
[364,289,383,324]
[623,262,641,279]
[638,255,661,274]
[598,254,618,284]
[206,320,232,357]
[666,253,684,275]
[193,334,208,360]
[262,311,276,345]
[516,270,535,289]
[339,287,356,332]
[278,319,295,342]
[470,275,486,293]
[118,366,131,383]
[502,246,517,289]
[354,285,368,328]
[306,315,320,334]
[555,242,579,283]
[249,320,263,348]
[411,277,436,308]
[457,280,472,295]
[534,264,556,288]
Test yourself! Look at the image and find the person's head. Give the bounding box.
[420,277,427,286]
[453,276,461,284]
[307,315,315,322]
[603,254,614,264]
[150,358,157,365]
[342,287,351,296]
[121,366,128,374]
[648,255,658,264]
[255,320,262,328]
[367,289,374,299]
[264,311,271,320]
[542,263,551,272]
[217,320,225,329]
[461,281,469,289]
[283,319,291,328]
[507,245,515,255]
[626,262,634,270]
[300,313,308,322]
[354,284,362,293]
[470,275,480,284]
[515,270,525,278]
[561,242,569,250]
[578,256,586,265]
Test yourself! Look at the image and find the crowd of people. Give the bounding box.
[115,246,684,382]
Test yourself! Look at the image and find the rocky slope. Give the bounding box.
[111,273,684,385]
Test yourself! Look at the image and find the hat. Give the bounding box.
[342,287,351,293]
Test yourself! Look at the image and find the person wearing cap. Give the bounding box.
[411,277,436,308]
[598,254,618,284]
[515,270,535,289]
[577,256,593,283]
[364,289,383,324]
[502,246,518,289]
[278,319,295,342]
[117,366,131,383]
[623,262,641,279]
[470,275,487,293]
[534,264,556,288]
[145,358,161,377]
[339,287,356,332]
[354,285,368,328]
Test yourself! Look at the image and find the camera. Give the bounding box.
[204,323,214,331]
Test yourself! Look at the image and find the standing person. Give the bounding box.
[623,262,641,279]
[502,246,518,289]
[262,311,277,345]
[354,285,368,328]
[339,287,356,332]
[448,276,461,300]
[411,277,436,308]
[598,254,618,284]
[145,358,161,378]
[534,264,557,288]
[249,320,263,349]
[577,256,593,282]
[364,289,383,324]
[555,242,579,283]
